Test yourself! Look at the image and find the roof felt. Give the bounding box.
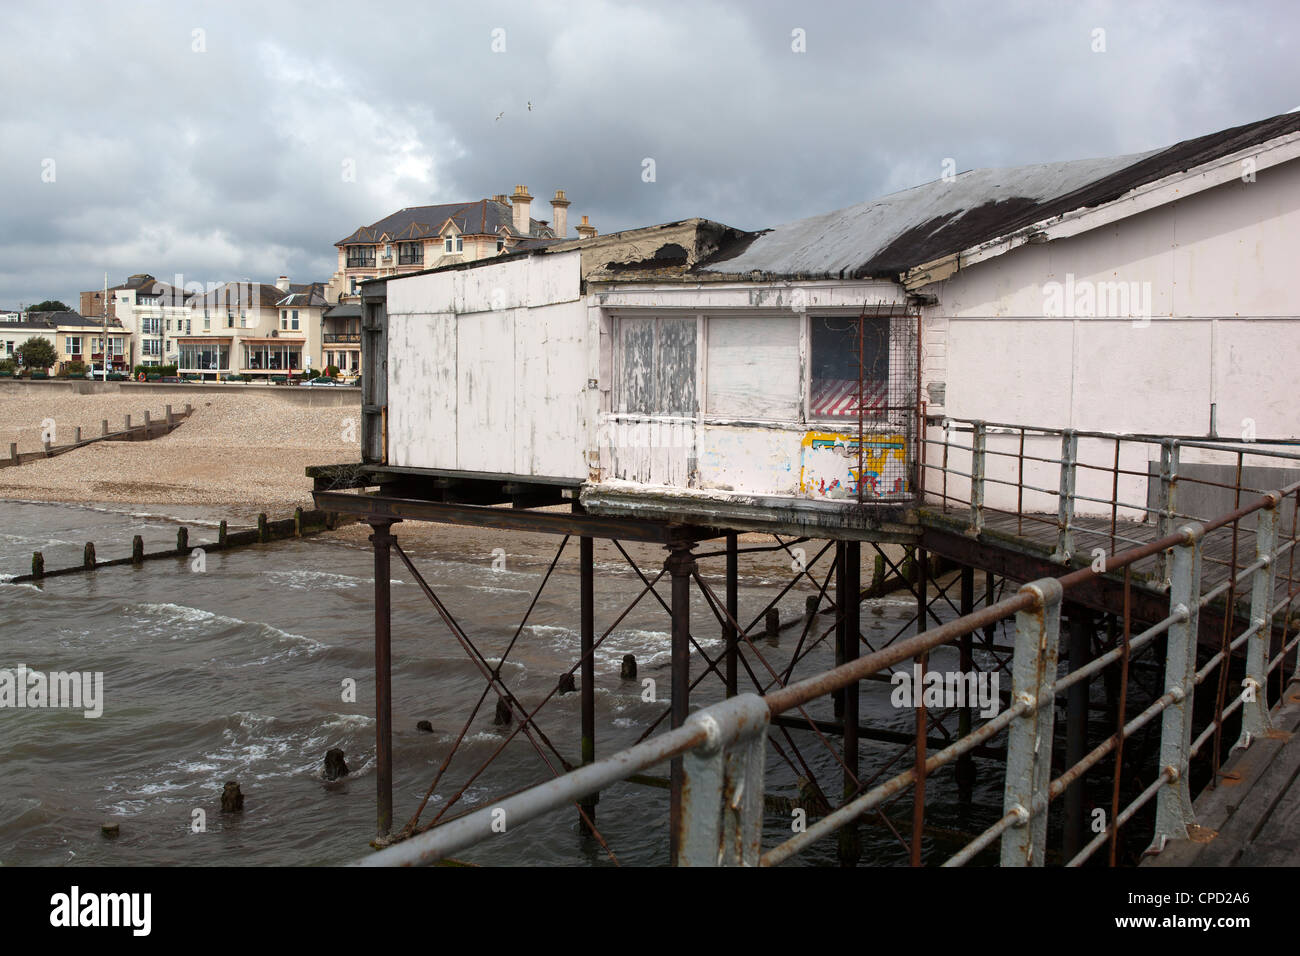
[336,199,554,246]
[699,111,1300,280]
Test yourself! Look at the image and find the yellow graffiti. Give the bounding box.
[798,432,908,497]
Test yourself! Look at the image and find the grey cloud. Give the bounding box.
[0,0,1295,307]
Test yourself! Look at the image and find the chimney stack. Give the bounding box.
[550,189,570,238]
[576,215,597,240]
[492,193,508,204]
[276,275,290,292]
[511,185,533,235]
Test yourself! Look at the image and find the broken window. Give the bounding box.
[616,316,697,416]
[808,314,889,420]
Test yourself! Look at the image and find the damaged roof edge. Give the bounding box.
[697,110,1300,286]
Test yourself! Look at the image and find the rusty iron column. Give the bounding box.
[1063,607,1093,861]
[725,532,738,697]
[579,536,597,831]
[666,540,696,863]
[839,540,861,865]
[833,542,847,718]
[957,564,976,803]
[912,546,928,866]
[370,519,396,840]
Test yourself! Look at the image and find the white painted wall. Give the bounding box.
[386,250,589,479]
[921,157,1300,515]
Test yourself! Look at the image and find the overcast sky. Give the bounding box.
[1,0,1296,308]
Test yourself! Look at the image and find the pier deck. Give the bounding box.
[1145,683,1300,866]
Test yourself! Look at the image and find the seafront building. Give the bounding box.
[354,110,1300,521]
[179,276,326,381]
[326,185,589,303]
[321,110,1300,865]
[0,310,129,373]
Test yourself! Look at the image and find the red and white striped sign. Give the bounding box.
[810,379,886,417]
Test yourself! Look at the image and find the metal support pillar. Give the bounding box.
[833,542,847,718]
[1063,606,1093,861]
[1238,501,1279,747]
[957,564,976,803]
[579,535,597,830]
[725,532,738,698]
[666,541,696,864]
[1000,577,1063,866]
[912,546,929,866]
[839,541,861,866]
[1051,429,1078,563]
[369,519,396,840]
[1154,441,1180,588]
[1150,524,1203,851]
[968,421,987,536]
[677,695,770,866]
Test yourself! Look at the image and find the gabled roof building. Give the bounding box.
[327,185,590,301]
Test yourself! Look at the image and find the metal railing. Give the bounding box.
[920,416,1300,570]
[361,471,1300,867]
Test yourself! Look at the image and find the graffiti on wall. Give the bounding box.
[798,431,908,500]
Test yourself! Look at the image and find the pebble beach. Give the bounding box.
[0,388,359,511]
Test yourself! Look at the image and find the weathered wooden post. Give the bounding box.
[143,410,151,434]
[765,607,780,641]
[218,520,228,547]
[294,507,303,537]
[31,551,44,579]
[257,513,268,542]
[131,535,144,565]
[177,527,188,552]
[83,542,96,569]
[74,426,82,444]
[8,442,17,465]
[165,404,173,426]
[101,419,108,436]
[124,414,131,431]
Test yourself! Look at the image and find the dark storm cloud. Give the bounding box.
[0,0,1295,308]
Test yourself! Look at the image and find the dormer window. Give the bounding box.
[444,234,463,254]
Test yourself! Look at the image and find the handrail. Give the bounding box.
[360,465,1300,867]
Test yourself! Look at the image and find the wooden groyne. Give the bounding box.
[3,403,193,469]
[14,507,358,583]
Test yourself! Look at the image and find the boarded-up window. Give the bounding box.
[616,317,697,416]
[706,316,800,419]
[809,315,889,419]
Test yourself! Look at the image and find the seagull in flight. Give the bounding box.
[526,101,533,112]
[495,111,504,122]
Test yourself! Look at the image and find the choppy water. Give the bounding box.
[0,500,1011,866]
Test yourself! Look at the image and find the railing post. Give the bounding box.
[1000,577,1063,866]
[967,420,986,536]
[676,695,770,867]
[1051,429,1078,563]
[1154,440,1180,588]
[1238,501,1279,747]
[1150,523,1203,851]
